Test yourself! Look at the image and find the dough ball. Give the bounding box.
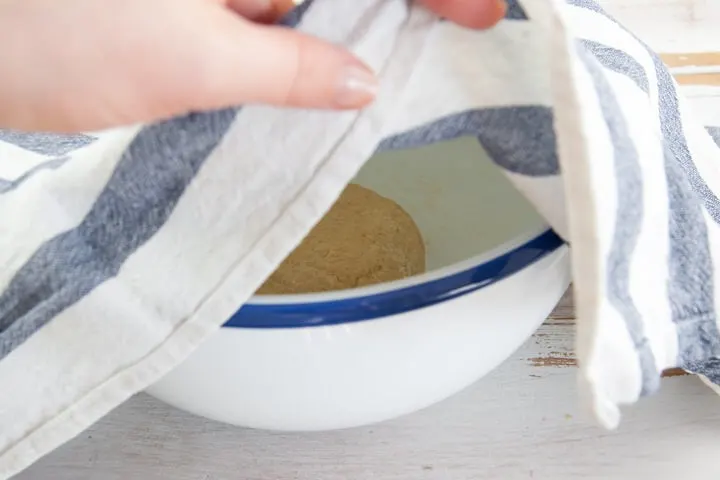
[258,184,426,295]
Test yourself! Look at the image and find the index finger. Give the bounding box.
[418,0,506,29]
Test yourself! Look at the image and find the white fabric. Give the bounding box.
[1,0,719,476]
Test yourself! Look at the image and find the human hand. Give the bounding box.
[0,0,506,132]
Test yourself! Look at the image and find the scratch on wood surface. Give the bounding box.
[529,352,577,368]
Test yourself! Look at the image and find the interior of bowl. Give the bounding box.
[352,137,546,272]
[223,136,563,328]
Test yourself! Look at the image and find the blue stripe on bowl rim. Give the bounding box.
[224,228,565,329]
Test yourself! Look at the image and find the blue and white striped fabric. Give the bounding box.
[1,0,720,475]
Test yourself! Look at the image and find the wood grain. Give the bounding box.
[675,73,720,86]
[606,2,720,86]
[16,320,719,480]
[661,52,720,86]
[548,288,574,321]
[544,289,689,376]
[602,0,720,53]
[662,52,720,68]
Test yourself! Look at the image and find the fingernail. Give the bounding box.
[462,0,506,29]
[494,0,507,20]
[335,65,378,109]
[274,0,299,18]
[476,0,506,28]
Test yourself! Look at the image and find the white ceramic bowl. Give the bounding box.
[146,138,571,431]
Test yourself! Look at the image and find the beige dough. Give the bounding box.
[258,184,426,295]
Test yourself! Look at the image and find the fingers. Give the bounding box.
[180,0,507,113]
[224,0,297,23]
[168,0,509,116]
[226,0,507,29]
[178,9,378,111]
[418,0,506,29]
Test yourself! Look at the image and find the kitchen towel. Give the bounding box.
[1,0,720,476]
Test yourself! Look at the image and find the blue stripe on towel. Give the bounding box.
[0,157,70,195]
[571,0,720,228]
[378,106,559,176]
[0,109,237,358]
[577,43,659,396]
[580,39,649,93]
[662,139,720,372]
[0,130,94,156]
[505,0,529,20]
[0,3,315,358]
[571,0,720,380]
[706,127,720,148]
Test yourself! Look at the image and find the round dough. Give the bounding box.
[258,184,426,295]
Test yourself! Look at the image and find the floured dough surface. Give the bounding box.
[258,184,426,295]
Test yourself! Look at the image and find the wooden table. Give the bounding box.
[15,1,720,479]
[15,291,720,480]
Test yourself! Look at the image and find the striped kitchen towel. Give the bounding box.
[1,0,720,475]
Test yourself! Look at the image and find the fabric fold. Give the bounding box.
[1,0,719,476]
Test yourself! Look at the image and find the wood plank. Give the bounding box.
[662,52,720,68]
[17,326,719,480]
[548,287,574,321]
[674,72,720,86]
[600,0,720,53]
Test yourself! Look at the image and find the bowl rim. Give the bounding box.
[223,226,564,329]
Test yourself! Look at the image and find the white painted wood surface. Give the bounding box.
[14,2,720,479]
[602,0,720,52]
[15,292,720,480]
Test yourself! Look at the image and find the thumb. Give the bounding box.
[180,8,379,111]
